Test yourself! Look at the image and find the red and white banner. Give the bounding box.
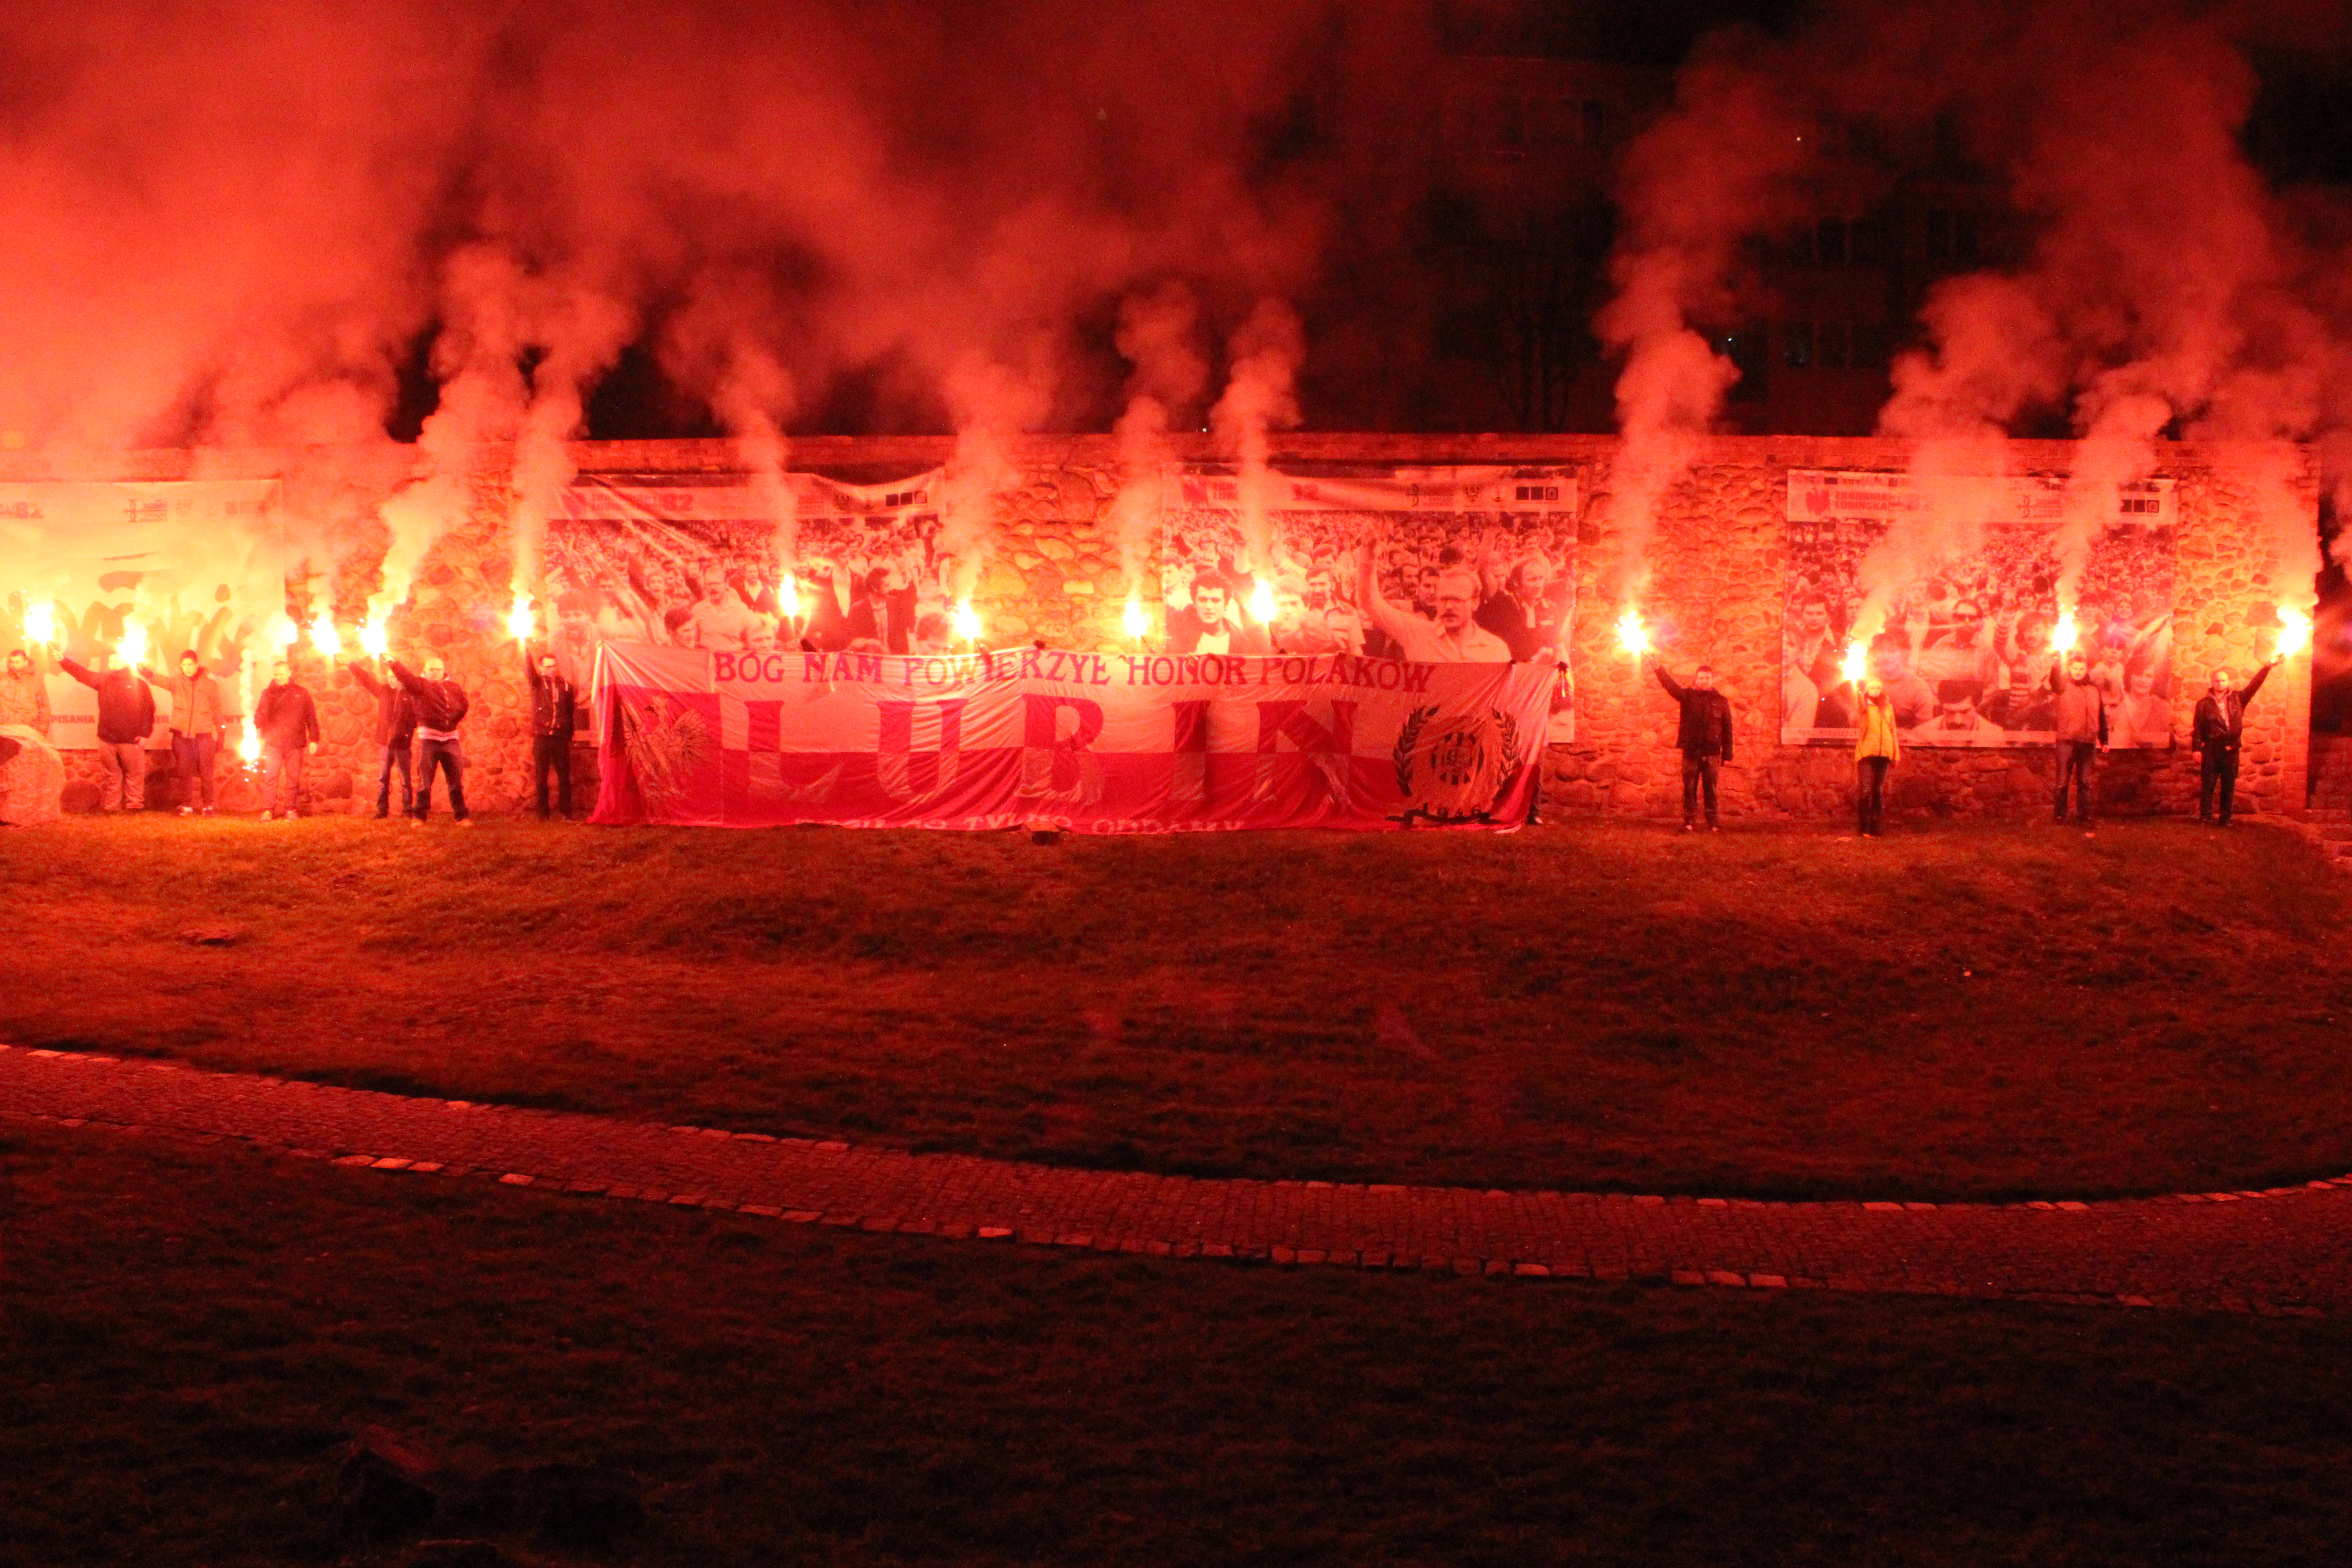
[591,641,1553,832]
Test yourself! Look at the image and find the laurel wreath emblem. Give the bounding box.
[1392,704,1438,796]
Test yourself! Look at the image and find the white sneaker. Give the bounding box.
[259,810,273,822]
[410,818,424,828]
[455,818,473,828]
[178,806,193,816]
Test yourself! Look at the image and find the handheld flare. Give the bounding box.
[359,617,388,658]
[307,613,341,658]
[2276,606,2311,660]
[1842,642,1867,683]
[115,619,148,669]
[1122,595,1150,641]
[779,574,801,622]
[24,600,56,647]
[952,601,982,647]
[1248,577,1275,625]
[238,718,260,765]
[1616,609,1648,657]
[2051,608,2078,654]
[508,594,535,643]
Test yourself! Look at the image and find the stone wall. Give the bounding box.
[7,432,2318,822]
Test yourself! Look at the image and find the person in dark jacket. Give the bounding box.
[347,654,417,819]
[2048,653,2108,830]
[2191,655,2281,826]
[140,650,226,815]
[58,652,155,811]
[1650,657,1735,832]
[253,657,320,820]
[390,655,471,825]
[524,644,579,820]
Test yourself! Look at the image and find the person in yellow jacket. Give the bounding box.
[1852,676,1901,837]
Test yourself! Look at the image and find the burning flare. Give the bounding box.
[1247,577,1275,625]
[359,616,388,658]
[2276,606,2312,660]
[238,718,260,764]
[1842,642,1867,683]
[952,601,982,645]
[115,619,148,669]
[1122,594,1150,641]
[23,600,56,646]
[2051,608,2078,654]
[307,613,341,657]
[508,593,535,642]
[270,615,299,651]
[1616,608,1648,657]
[778,574,800,622]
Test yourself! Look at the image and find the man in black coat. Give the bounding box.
[2191,654,2281,826]
[253,657,320,820]
[1651,657,1735,833]
[525,645,579,820]
[58,652,155,811]
[347,654,418,819]
[389,655,472,825]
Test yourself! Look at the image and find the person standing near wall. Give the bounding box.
[253,657,319,821]
[346,654,417,820]
[525,644,578,821]
[2048,652,2108,833]
[391,655,471,826]
[1648,658,1735,833]
[141,650,225,816]
[0,647,52,738]
[2191,655,2281,827]
[1852,676,1901,838]
[58,651,154,812]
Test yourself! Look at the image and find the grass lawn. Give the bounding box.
[3,813,2348,1199]
[7,1121,2352,1567]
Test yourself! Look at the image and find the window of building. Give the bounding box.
[1722,320,1769,402]
[1817,322,1850,369]
[1784,321,1814,368]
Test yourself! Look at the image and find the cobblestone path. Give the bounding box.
[8,1044,2351,1317]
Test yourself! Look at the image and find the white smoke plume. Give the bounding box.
[1208,298,1304,578]
[1111,280,1210,597]
[1593,49,1811,609]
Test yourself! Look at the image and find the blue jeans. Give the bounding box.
[376,741,413,818]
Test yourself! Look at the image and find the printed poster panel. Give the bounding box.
[0,480,285,748]
[1782,470,2177,748]
[544,470,955,686]
[1161,463,1578,740]
[590,640,1553,833]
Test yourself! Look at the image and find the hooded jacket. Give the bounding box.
[2047,665,2109,746]
[58,656,156,745]
[1852,686,1902,763]
[140,662,225,740]
[254,680,320,750]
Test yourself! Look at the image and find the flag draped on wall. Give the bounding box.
[590,641,1553,833]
